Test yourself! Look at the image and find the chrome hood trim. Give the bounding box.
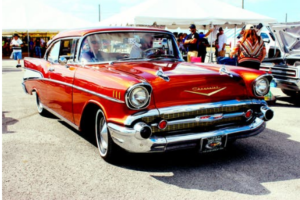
[268,22,300,56]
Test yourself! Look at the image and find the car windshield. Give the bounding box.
[80,32,180,63]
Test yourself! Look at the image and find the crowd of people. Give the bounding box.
[5,24,267,70]
[2,34,48,68]
[173,24,226,63]
[174,23,266,71]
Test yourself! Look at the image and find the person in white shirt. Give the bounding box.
[10,34,23,68]
[217,27,227,57]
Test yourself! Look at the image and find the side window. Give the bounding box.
[47,41,61,63]
[59,39,78,61]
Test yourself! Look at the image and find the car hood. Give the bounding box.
[112,61,250,108]
[268,22,300,56]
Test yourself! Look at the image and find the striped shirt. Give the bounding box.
[10,38,23,53]
[232,38,266,63]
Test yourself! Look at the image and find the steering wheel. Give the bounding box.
[143,47,165,58]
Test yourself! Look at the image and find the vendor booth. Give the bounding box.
[2,0,93,59]
[96,0,277,62]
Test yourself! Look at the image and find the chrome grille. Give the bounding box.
[260,65,298,79]
[141,104,251,124]
[152,116,243,133]
[141,104,256,134]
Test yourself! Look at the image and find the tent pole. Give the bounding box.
[234,24,237,47]
[210,23,213,63]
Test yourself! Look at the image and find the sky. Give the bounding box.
[39,0,299,24]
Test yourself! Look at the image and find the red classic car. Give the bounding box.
[22,27,274,162]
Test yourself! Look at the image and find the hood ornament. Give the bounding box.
[219,65,233,78]
[156,67,170,82]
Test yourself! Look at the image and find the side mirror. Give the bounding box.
[263,38,270,43]
[58,56,67,65]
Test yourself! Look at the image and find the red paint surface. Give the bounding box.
[24,29,268,129]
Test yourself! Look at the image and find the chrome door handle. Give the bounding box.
[49,67,55,72]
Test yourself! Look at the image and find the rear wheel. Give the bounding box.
[35,92,48,116]
[95,109,121,162]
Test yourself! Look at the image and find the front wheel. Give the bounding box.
[95,109,121,162]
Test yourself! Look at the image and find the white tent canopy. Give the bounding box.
[97,0,277,28]
[2,0,93,32]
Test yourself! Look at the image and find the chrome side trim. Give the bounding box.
[72,84,124,103]
[23,68,44,80]
[41,78,74,88]
[108,117,265,153]
[24,75,124,103]
[42,104,79,131]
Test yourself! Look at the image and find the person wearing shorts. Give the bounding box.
[10,34,23,68]
[184,24,200,62]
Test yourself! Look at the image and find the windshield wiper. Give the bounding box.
[149,56,180,61]
[117,57,145,61]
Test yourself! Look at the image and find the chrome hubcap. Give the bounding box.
[36,94,43,113]
[96,110,109,156]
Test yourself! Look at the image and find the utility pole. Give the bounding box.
[285,13,287,23]
[242,0,244,9]
[98,4,101,22]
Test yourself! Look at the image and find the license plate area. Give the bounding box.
[200,135,228,153]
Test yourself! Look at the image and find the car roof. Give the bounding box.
[52,26,171,41]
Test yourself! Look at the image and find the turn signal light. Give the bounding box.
[245,109,253,119]
[158,120,168,130]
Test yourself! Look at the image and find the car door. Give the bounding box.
[46,39,78,123]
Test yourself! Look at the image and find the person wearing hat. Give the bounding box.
[197,29,214,63]
[216,27,227,58]
[10,34,23,68]
[230,24,266,70]
[184,24,200,62]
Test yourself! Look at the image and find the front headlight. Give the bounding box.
[253,78,270,96]
[126,84,151,110]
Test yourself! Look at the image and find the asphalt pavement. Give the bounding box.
[2,60,300,199]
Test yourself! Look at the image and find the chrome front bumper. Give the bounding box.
[274,78,300,91]
[108,117,266,153]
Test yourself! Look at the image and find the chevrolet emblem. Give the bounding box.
[185,87,226,96]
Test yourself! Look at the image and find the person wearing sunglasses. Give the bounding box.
[81,36,105,62]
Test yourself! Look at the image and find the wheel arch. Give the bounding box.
[79,100,107,132]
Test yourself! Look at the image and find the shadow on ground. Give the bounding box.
[109,129,300,195]
[43,103,300,195]
[2,68,23,73]
[2,111,18,134]
[270,94,300,107]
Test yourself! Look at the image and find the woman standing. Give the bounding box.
[177,33,186,54]
[230,24,266,70]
